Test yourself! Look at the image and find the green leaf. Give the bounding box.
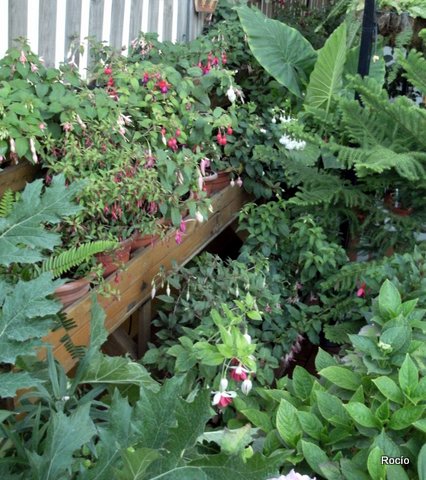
[388,406,425,430]
[0,175,82,266]
[297,411,324,440]
[276,399,301,447]
[344,402,380,429]
[372,377,404,404]
[15,137,29,158]
[80,354,158,390]
[319,366,361,391]
[419,444,426,480]
[0,273,61,364]
[0,371,43,398]
[292,366,315,399]
[241,409,273,433]
[340,458,370,480]
[27,403,96,480]
[367,446,386,480]
[399,354,418,394]
[378,280,401,318]
[315,348,338,371]
[115,447,160,480]
[247,310,262,321]
[221,424,253,455]
[301,440,334,478]
[305,22,347,115]
[316,391,351,428]
[236,6,316,97]
[380,325,411,353]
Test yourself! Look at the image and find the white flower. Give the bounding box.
[230,178,235,187]
[208,204,214,213]
[260,128,267,134]
[279,135,306,151]
[244,333,252,344]
[151,285,156,299]
[10,138,16,153]
[271,117,276,124]
[211,389,237,406]
[268,470,316,480]
[195,211,204,223]
[220,377,229,391]
[166,283,171,296]
[241,378,252,395]
[227,85,236,103]
[373,54,380,63]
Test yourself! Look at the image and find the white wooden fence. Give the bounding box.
[0,0,206,76]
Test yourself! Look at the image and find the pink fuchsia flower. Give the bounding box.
[236,177,243,187]
[230,364,250,382]
[104,66,113,75]
[212,390,237,408]
[200,158,210,176]
[175,229,183,245]
[156,79,169,93]
[142,72,150,84]
[148,201,158,214]
[62,122,73,132]
[357,282,366,298]
[30,62,38,72]
[179,220,186,233]
[19,50,27,64]
[39,122,46,130]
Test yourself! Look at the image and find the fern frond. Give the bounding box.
[42,240,118,278]
[399,50,426,96]
[0,189,15,217]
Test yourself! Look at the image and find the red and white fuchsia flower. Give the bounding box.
[212,378,237,408]
[357,282,366,298]
[229,363,250,382]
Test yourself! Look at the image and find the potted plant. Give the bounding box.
[194,0,219,13]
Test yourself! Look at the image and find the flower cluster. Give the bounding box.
[268,470,316,480]
[197,50,227,75]
[279,134,306,151]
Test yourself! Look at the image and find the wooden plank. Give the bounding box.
[65,0,82,63]
[176,0,189,42]
[110,0,125,49]
[0,162,40,197]
[88,0,105,41]
[39,0,57,66]
[8,0,27,47]
[129,0,143,44]
[162,0,174,42]
[137,301,151,356]
[147,0,159,33]
[44,186,249,371]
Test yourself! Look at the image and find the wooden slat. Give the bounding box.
[176,0,189,42]
[137,301,151,356]
[0,162,41,197]
[162,0,174,42]
[43,186,250,371]
[128,0,143,43]
[88,0,105,41]
[147,0,159,33]
[8,0,28,47]
[110,0,125,49]
[39,0,57,66]
[65,0,82,63]
[103,326,138,358]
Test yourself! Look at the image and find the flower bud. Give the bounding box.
[151,285,156,299]
[220,377,228,391]
[166,283,171,296]
[195,211,204,223]
[241,378,252,395]
[244,333,252,344]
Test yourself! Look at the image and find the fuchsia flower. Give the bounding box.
[179,220,186,233]
[148,202,158,214]
[39,122,46,130]
[104,66,113,75]
[62,122,73,132]
[212,389,237,408]
[357,282,367,298]
[142,72,150,84]
[30,62,38,72]
[230,363,249,382]
[200,158,210,176]
[175,229,183,245]
[156,79,169,93]
[19,50,27,64]
[236,177,243,187]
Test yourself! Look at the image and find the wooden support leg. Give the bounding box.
[103,326,138,359]
[137,301,152,358]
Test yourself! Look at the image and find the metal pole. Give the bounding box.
[357,0,376,77]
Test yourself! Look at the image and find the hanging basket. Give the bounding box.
[194,0,218,13]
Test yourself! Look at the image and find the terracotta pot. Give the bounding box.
[55,277,91,308]
[95,240,132,277]
[203,170,230,196]
[130,231,159,252]
[384,193,413,216]
[194,0,218,13]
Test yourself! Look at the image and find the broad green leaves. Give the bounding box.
[320,366,361,391]
[0,175,82,266]
[276,399,301,447]
[305,23,347,115]
[237,6,316,97]
[0,371,44,398]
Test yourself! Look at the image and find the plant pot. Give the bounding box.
[384,193,413,216]
[203,170,230,196]
[194,0,218,13]
[55,277,91,308]
[130,231,159,252]
[95,240,132,277]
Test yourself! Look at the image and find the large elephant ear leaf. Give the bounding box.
[305,22,347,115]
[236,6,317,97]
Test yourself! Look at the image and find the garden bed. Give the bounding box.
[42,184,250,372]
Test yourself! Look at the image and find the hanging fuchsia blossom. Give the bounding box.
[357,282,366,298]
[19,51,27,64]
[30,62,38,72]
[175,229,183,245]
[212,389,236,408]
[230,363,250,382]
